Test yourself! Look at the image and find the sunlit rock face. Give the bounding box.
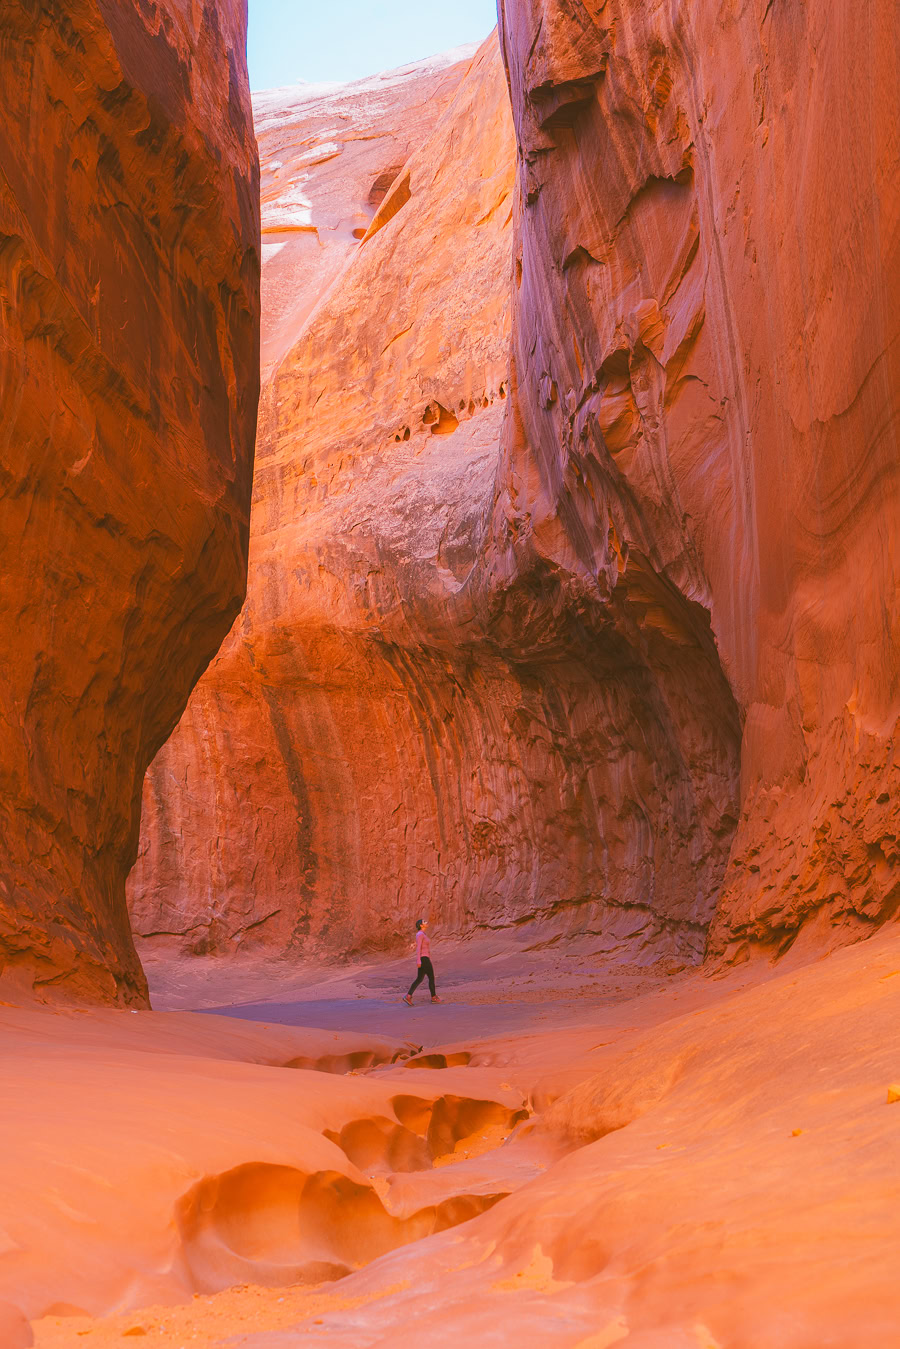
[129,39,519,959]
[0,0,259,1003]
[131,34,741,965]
[497,0,900,958]
[252,45,478,380]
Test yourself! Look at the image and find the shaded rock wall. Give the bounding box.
[131,35,740,963]
[497,0,900,957]
[0,0,259,1002]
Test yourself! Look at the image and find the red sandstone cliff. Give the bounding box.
[129,39,525,958]
[496,0,900,958]
[131,34,740,964]
[0,0,259,1003]
[253,47,477,379]
[133,0,899,968]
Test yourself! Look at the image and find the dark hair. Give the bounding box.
[415,918,425,930]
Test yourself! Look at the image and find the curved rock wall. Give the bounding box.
[133,0,899,968]
[130,34,740,964]
[0,0,259,1003]
[497,0,900,957]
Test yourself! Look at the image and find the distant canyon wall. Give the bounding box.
[130,36,740,964]
[132,0,899,967]
[0,0,259,1003]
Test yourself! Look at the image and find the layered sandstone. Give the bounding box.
[132,33,740,965]
[0,1006,522,1318]
[130,38,515,958]
[497,0,900,957]
[0,0,259,1003]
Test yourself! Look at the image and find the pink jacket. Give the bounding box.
[415,929,431,962]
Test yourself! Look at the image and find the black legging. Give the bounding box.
[408,956,436,998]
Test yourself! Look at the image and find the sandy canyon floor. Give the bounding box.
[13,930,900,1348]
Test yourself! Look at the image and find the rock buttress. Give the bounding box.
[0,0,260,1003]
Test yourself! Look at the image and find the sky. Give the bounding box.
[247,0,499,91]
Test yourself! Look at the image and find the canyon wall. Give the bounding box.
[0,0,259,1003]
[131,34,741,964]
[252,47,476,381]
[134,0,899,968]
[497,0,900,957]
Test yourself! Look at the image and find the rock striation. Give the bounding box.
[0,0,259,1003]
[497,0,900,958]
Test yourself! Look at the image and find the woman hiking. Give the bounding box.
[403,918,442,1004]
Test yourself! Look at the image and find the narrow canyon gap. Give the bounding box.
[134,0,900,971]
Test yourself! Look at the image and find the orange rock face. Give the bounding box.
[0,1,259,1003]
[134,0,899,969]
[253,47,476,379]
[130,39,522,958]
[132,34,740,965]
[497,0,900,958]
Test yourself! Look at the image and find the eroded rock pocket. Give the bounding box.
[326,1093,528,1172]
[402,1051,472,1070]
[175,1161,506,1294]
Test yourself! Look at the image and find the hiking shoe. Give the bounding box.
[403,994,413,1006]
[431,996,443,1003]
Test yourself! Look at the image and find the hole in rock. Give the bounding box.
[422,402,459,435]
[386,1093,529,1166]
[531,69,607,133]
[426,1095,528,1162]
[323,1116,431,1173]
[365,171,411,240]
[368,166,404,208]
